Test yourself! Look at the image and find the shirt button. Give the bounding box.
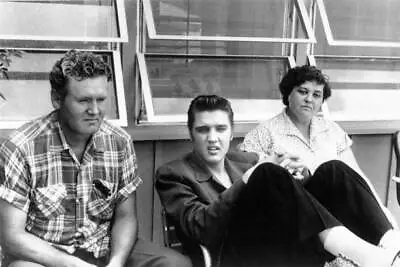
[75,199,80,204]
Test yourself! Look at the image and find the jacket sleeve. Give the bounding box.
[155,164,246,248]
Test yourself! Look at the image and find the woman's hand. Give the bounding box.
[276,153,309,181]
[242,152,310,183]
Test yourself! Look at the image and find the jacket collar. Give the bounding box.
[186,151,244,184]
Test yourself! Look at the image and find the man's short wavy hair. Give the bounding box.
[279,65,331,106]
[49,49,112,99]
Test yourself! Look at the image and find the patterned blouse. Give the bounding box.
[240,109,352,174]
[0,111,142,258]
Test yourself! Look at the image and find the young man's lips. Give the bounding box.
[85,119,99,123]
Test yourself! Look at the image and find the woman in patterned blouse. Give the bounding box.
[240,65,400,266]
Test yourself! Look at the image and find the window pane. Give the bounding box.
[143,54,290,121]
[146,39,286,56]
[0,50,119,125]
[0,0,121,40]
[314,17,400,56]
[147,0,310,40]
[314,0,400,56]
[323,0,400,42]
[0,40,111,51]
[314,56,400,120]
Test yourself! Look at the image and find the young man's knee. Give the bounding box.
[314,160,360,187]
[249,162,294,187]
[319,159,350,172]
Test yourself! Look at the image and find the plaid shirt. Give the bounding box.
[240,108,352,174]
[0,111,142,258]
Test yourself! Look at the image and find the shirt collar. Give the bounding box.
[187,151,243,184]
[48,111,105,153]
[279,108,329,140]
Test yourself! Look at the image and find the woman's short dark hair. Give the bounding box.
[279,65,331,106]
[187,95,234,135]
[49,49,112,100]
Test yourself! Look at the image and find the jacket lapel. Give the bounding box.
[225,157,245,183]
[187,151,251,188]
[186,152,213,183]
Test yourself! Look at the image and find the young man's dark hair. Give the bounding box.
[187,94,234,135]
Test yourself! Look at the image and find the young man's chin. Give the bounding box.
[204,155,223,165]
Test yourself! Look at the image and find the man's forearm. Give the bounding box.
[107,214,138,267]
[3,230,90,267]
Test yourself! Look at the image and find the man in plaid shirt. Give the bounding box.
[0,50,191,267]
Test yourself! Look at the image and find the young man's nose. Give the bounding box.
[207,129,218,141]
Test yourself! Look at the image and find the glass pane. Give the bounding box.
[145,55,289,120]
[314,0,400,56]
[0,0,120,39]
[0,50,118,122]
[146,39,286,55]
[323,0,400,42]
[315,57,400,120]
[148,0,307,39]
[0,40,111,51]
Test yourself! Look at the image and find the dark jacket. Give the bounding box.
[155,150,258,258]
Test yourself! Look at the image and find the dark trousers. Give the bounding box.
[219,160,392,267]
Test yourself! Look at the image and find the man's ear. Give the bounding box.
[51,90,61,110]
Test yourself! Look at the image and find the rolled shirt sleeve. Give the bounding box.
[116,139,142,203]
[0,140,32,213]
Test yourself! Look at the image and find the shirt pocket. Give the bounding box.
[32,184,67,218]
[87,179,117,220]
